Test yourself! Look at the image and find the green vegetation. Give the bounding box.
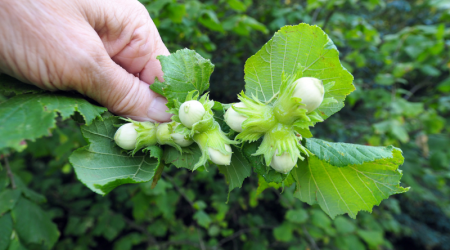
[1,0,449,249]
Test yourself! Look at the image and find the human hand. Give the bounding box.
[0,0,171,122]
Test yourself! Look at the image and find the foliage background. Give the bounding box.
[1,0,450,249]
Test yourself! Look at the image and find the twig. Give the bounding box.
[322,9,336,30]
[158,240,202,248]
[122,216,160,249]
[311,8,322,24]
[215,226,274,248]
[273,190,320,249]
[404,81,430,100]
[163,172,195,208]
[303,226,320,250]
[4,157,16,189]
[197,227,206,250]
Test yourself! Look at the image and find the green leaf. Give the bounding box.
[13,177,46,204]
[311,209,332,229]
[226,0,247,12]
[150,49,214,106]
[240,15,268,34]
[255,174,294,196]
[244,23,354,120]
[193,210,212,228]
[198,10,224,32]
[273,222,294,242]
[167,3,186,23]
[305,138,398,167]
[11,197,60,250]
[357,230,384,247]
[0,189,21,215]
[69,115,161,195]
[335,234,366,250]
[7,240,27,250]
[0,93,107,151]
[0,74,45,95]
[333,216,356,234]
[285,209,309,224]
[144,0,171,15]
[218,148,252,198]
[163,144,202,170]
[292,150,409,219]
[437,77,450,92]
[0,213,13,250]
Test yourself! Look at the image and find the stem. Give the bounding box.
[215,226,274,248]
[303,226,320,250]
[197,228,206,250]
[163,173,195,209]
[311,8,322,24]
[322,9,336,30]
[123,216,160,249]
[4,157,16,189]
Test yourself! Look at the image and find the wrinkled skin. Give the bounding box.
[0,0,172,121]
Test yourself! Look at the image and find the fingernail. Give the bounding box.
[147,97,172,122]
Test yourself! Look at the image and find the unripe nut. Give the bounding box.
[171,133,194,147]
[114,123,138,150]
[179,100,206,128]
[270,149,296,174]
[208,144,232,165]
[224,102,247,132]
[293,77,324,113]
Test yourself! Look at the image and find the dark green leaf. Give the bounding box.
[0,93,107,151]
[218,148,252,198]
[0,213,13,250]
[0,75,45,95]
[163,144,202,170]
[11,197,60,249]
[6,237,27,250]
[0,189,21,215]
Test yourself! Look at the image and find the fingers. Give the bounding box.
[87,0,170,84]
[87,54,172,122]
[139,34,170,84]
[77,0,172,121]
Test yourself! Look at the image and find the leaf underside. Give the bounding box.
[69,114,161,195]
[244,23,354,120]
[0,92,107,151]
[292,149,409,219]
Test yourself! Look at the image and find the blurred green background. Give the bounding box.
[1,0,450,249]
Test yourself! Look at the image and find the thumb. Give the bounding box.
[88,56,172,122]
